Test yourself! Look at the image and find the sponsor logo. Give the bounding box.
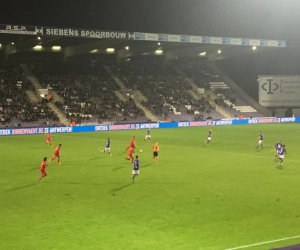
[248,119,258,124]
[190,121,208,126]
[215,120,232,126]
[50,127,73,133]
[95,125,109,131]
[0,129,11,135]
[280,117,295,122]
[261,79,279,94]
[258,118,278,123]
[140,123,159,129]
[178,122,190,127]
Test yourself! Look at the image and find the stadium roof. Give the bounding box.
[0,24,286,61]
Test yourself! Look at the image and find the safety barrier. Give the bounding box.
[0,117,298,136]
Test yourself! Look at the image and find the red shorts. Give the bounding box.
[54,153,60,158]
[40,169,47,177]
[128,154,133,158]
[46,139,51,143]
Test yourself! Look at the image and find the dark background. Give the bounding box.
[0,0,299,45]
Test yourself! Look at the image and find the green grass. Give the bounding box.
[1,124,300,250]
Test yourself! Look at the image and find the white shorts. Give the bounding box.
[207,137,211,141]
[258,140,263,144]
[145,134,151,138]
[279,155,284,159]
[105,147,110,151]
[132,170,139,175]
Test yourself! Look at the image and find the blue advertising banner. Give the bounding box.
[0,118,298,136]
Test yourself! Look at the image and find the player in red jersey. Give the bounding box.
[38,157,48,182]
[125,136,136,152]
[124,145,135,163]
[49,144,62,164]
[45,133,53,147]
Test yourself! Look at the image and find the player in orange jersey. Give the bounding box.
[38,157,48,182]
[152,142,159,163]
[124,145,135,163]
[49,144,62,164]
[125,136,136,152]
[45,133,53,147]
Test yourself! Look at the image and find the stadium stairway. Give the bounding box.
[187,89,201,100]
[206,62,271,117]
[174,66,231,119]
[20,64,65,104]
[20,64,69,125]
[114,90,128,102]
[47,103,69,125]
[25,90,40,102]
[131,90,148,102]
[103,66,159,122]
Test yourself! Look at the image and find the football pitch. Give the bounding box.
[1,124,300,250]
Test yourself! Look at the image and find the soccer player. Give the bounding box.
[101,138,111,156]
[49,144,62,164]
[255,132,264,149]
[125,136,136,151]
[132,155,140,183]
[152,142,159,163]
[144,128,151,142]
[278,145,287,165]
[274,140,282,158]
[206,129,212,144]
[124,145,135,163]
[38,157,48,182]
[45,133,53,147]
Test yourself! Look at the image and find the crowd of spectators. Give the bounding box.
[32,60,144,123]
[112,60,217,119]
[0,62,59,127]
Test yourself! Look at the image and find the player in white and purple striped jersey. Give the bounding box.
[101,138,111,155]
[255,132,264,149]
[278,145,287,165]
[132,156,140,183]
[274,140,282,158]
[206,129,212,145]
[144,128,151,142]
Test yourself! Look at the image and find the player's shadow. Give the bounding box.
[276,165,283,170]
[112,166,123,171]
[142,163,152,168]
[6,183,37,192]
[89,157,101,161]
[110,183,131,193]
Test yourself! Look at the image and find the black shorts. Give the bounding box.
[153,151,158,157]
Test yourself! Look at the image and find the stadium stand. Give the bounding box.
[0,62,60,128]
[110,60,225,121]
[31,61,146,124]
[177,60,265,118]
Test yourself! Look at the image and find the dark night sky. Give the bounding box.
[1,0,300,45]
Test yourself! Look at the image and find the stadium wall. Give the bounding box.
[0,117,297,136]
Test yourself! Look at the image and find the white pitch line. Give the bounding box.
[224,235,300,250]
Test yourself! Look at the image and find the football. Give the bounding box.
[139,150,143,152]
